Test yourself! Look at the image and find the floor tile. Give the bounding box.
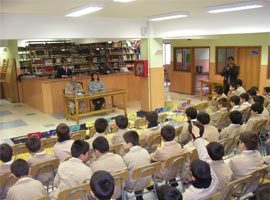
[0,119,28,130]
[0,110,12,116]
[26,113,36,116]
[43,123,56,128]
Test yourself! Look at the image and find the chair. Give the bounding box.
[189,149,199,161]
[112,170,129,199]
[217,112,230,130]
[57,183,90,200]
[252,119,268,154]
[109,143,123,155]
[0,172,17,199]
[111,125,119,133]
[139,138,146,148]
[88,127,96,138]
[36,196,51,200]
[145,133,161,153]
[194,102,209,111]
[175,126,183,142]
[225,132,242,156]
[30,158,60,192]
[70,130,86,140]
[133,118,148,129]
[12,143,29,158]
[158,113,167,124]
[218,137,233,156]
[240,107,250,123]
[205,192,222,200]
[41,137,58,149]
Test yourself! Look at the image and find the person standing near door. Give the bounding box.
[220,56,240,95]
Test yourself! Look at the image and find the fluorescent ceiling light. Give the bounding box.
[66,4,103,17]
[207,0,264,13]
[113,0,136,2]
[148,11,189,21]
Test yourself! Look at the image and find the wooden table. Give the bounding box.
[64,89,127,124]
[200,80,223,101]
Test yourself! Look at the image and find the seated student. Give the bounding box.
[90,137,127,200]
[123,131,151,199]
[140,111,160,141]
[219,110,242,140]
[6,159,47,200]
[247,87,258,104]
[229,95,241,112]
[227,82,238,99]
[235,79,246,95]
[263,86,270,107]
[239,92,251,111]
[197,112,219,142]
[241,103,265,132]
[151,125,184,183]
[25,137,54,185]
[157,185,182,200]
[210,97,228,129]
[229,131,264,179]
[179,107,198,145]
[0,143,13,174]
[90,170,115,200]
[112,115,130,144]
[206,85,227,113]
[253,95,270,118]
[52,140,92,199]
[53,123,74,162]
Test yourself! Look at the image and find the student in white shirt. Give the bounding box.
[239,93,251,110]
[112,115,130,144]
[253,95,270,118]
[235,79,246,95]
[229,95,241,112]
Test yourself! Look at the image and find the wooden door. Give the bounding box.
[237,47,261,90]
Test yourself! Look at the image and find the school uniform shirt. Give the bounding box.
[262,107,270,118]
[230,105,241,112]
[53,139,74,162]
[239,102,251,111]
[139,126,161,142]
[112,128,130,144]
[264,156,270,178]
[151,141,184,178]
[227,90,238,99]
[179,119,197,145]
[207,93,227,113]
[86,133,110,149]
[241,114,266,132]
[0,160,12,174]
[6,177,47,200]
[210,108,228,129]
[123,146,151,191]
[203,124,219,142]
[219,124,242,140]
[236,86,246,95]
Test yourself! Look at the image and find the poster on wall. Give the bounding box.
[134,60,148,77]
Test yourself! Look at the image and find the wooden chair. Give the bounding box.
[240,107,250,123]
[57,183,90,200]
[88,127,96,138]
[217,112,230,130]
[189,149,199,161]
[133,118,148,129]
[70,130,86,140]
[36,196,51,200]
[111,125,119,133]
[175,126,183,142]
[158,113,167,124]
[225,132,242,156]
[109,143,123,155]
[41,137,57,149]
[194,102,209,111]
[145,133,161,153]
[205,192,222,200]
[0,172,17,199]
[12,143,29,159]
[218,137,233,156]
[112,170,129,199]
[139,138,146,148]
[252,119,268,134]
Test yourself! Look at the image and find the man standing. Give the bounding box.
[56,59,72,78]
[220,56,239,95]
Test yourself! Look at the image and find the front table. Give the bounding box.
[64,89,127,124]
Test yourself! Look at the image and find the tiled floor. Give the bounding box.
[0,91,202,140]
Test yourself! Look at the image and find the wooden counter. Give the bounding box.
[20,73,141,114]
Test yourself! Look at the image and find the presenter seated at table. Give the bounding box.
[56,58,73,78]
[65,76,85,114]
[89,72,106,111]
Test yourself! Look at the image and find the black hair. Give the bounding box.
[197,112,210,125]
[230,95,240,105]
[240,93,250,102]
[253,95,264,105]
[91,72,100,81]
[56,123,70,142]
[247,88,257,97]
[10,159,29,178]
[90,170,115,200]
[250,102,263,114]
[206,142,224,161]
[71,140,90,158]
[161,125,175,141]
[157,185,182,200]
[95,118,108,133]
[229,82,237,90]
[227,56,234,61]
[115,115,128,129]
[0,143,13,163]
[93,136,109,153]
[263,87,270,93]
[239,131,259,150]
[185,107,197,120]
[218,97,228,107]
[214,86,223,95]
[188,121,205,138]
[25,137,41,153]
[229,110,242,124]
[123,131,139,146]
[190,159,211,188]
[146,111,158,123]
[235,79,243,86]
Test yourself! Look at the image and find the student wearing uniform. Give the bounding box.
[206,85,227,113]
[239,93,251,111]
[123,131,151,200]
[140,111,161,142]
[227,82,238,99]
[53,123,74,162]
[6,159,47,200]
[235,79,246,95]
[0,143,13,174]
[247,87,258,104]
[52,140,92,199]
[197,112,219,142]
[253,95,270,118]
[263,86,270,107]
[157,185,182,200]
[210,97,228,129]
[219,111,242,140]
[112,115,130,144]
[229,95,241,112]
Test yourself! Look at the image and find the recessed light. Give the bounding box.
[113,0,136,3]
[66,4,103,17]
[148,12,189,21]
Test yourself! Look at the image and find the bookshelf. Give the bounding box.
[18,40,140,77]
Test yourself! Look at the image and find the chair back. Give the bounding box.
[241,107,250,123]
[57,183,90,200]
[139,138,146,148]
[12,143,29,158]
[252,119,268,134]
[37,196,51,200]
[189,149,199,161]
[112,170,129,197]
[41,137,58,149]
[226,132,241,155]
[194,102,209,111]
[30,159,60,179]
[145,133,161,153]
[109,143,123,155]
[218,137,233,156]
[134,118,148,129]
[0,172,17,199]
[205,192,222,200]
[158,113,167,123]
[111,126,119,133]
[70,130,86,140]
[132,162,161,180]
[88,127,96,138]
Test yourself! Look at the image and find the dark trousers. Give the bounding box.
[92,98,105,110]
[223,82,229,95]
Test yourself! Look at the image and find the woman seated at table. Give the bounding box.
[89,72,106,110]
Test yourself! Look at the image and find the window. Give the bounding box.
[216,47,236,73]
[163,43,171,65]
[174,47,191,71]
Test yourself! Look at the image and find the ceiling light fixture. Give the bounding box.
[66,4,103,17]
[207,0,265,14]
[148,11,189,21]
[113,0,136,3]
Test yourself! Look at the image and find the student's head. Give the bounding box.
[93,137,109,157]
[90,170,115,200]
[214,86,223,96]
[115,115,128,129]
[239,131,258,151]
[123,130,139,150]
[56,123,70,142]
[253,95,264,105]
[146,111,158,123]
[71,75,78,84]
[157,185,182,200]
[235,79,243,87]
[217,97,228,109]
[229,82,237,91]
[0,143,13,163]
[71,140,90,162]
[197,112,210,125]
[91,72,100,81]
[10,159,29,178]
[185,107,197,120]
[190,159,211,188]
[95,118,108,134]
[229,95,240,106]
[206,142,224,161]
[240,93,250,103]
[250,102,263,115]
[247,88,257,97]
[161,125,175,142]
[188,121,205,138]
[263,87,270,95]
[229,110,242,124]
[25,137,41,153]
